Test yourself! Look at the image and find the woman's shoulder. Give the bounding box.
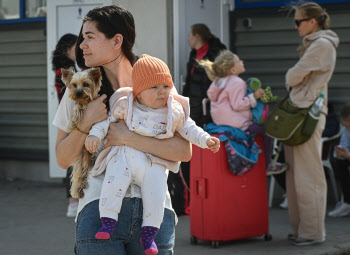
[60,88,75,108]
[312,37,335,48]
[52,88,75,132]
[206,38,226,59]
[307,30,339,50]
[208,38,226,51]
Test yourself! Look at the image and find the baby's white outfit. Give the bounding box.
[90,87,210,228]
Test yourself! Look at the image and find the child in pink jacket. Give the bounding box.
[200,50,287,175]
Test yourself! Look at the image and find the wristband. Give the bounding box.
[75,126,89,135]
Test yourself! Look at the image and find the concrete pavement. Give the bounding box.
[1,179,349,255]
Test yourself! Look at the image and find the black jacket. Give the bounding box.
[182,37,226,127]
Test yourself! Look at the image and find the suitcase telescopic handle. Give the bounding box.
[195,178,207,199]
[202,98,209,116]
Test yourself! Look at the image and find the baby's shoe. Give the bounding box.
[66,202,78,217]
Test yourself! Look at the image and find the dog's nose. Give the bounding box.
[76,92,83,98]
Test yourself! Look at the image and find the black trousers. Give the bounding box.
[332,159,350,204]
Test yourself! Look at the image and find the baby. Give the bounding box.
[85,54,220,255]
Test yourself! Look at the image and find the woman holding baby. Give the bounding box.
[53,5,190,254]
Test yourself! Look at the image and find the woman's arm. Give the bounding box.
[286,39,332,88]
[103,121,192,162]
[55,129,88,169]
[55,95,108,169]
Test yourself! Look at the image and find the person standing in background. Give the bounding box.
[284,2,339,246]
[182,23,226,128]
[328,103,350,218]
[52,34,78,103]
[51,33,78,217]
[180,24,226,213]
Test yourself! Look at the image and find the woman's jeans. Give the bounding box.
[75,198,175,255]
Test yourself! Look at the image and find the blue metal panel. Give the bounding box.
[0,17,46,24]
[235,0,350,9]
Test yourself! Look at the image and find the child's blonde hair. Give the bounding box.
[199,50,237,81]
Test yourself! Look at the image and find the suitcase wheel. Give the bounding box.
[264,233,272,241]
[211,241,219,248]
[190,236,198,245]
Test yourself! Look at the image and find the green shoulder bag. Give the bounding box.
[265,95,320,146]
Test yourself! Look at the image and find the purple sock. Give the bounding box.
[95,217,116,239]
[140,226,159,255]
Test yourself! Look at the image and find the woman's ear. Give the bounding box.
[311,18,318,27]
[113,34,124,49]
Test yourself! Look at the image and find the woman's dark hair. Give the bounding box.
[191,23,215,43]
[75,5,136,109]
[51,33,78,70]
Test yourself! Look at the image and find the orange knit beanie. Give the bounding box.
[132,54,173,97]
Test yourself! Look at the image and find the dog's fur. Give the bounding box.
[61,67,102,198]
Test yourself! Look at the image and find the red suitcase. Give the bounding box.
[190,135,271,247]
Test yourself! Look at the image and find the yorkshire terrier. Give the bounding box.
[61,67,102,199]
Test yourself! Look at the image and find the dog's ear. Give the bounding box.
[88,67,102,85]
[61,68,74,86]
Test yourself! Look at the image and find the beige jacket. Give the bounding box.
[286,30,339,114]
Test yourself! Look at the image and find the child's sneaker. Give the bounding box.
[280,194,288,209]
[328,201,350,217]
[66,202,78,217]
[267,162,288,176]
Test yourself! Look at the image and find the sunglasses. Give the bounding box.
[294,18,311,27]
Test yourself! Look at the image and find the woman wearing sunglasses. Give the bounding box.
[284,2,339,246]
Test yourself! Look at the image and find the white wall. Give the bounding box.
[47,0,112,178]
[173,0,232,93]
[115,0,170,63]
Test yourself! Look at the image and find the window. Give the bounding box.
[25,0,46,18]
[0,0,20,20]
[0,0,46,23]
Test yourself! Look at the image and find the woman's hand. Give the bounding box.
[78,94,108,132]
[103,120,131,149]
[302,74,310,84]
[103,120,191,162]
[254,88,264,99]
[334,145,350,159]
